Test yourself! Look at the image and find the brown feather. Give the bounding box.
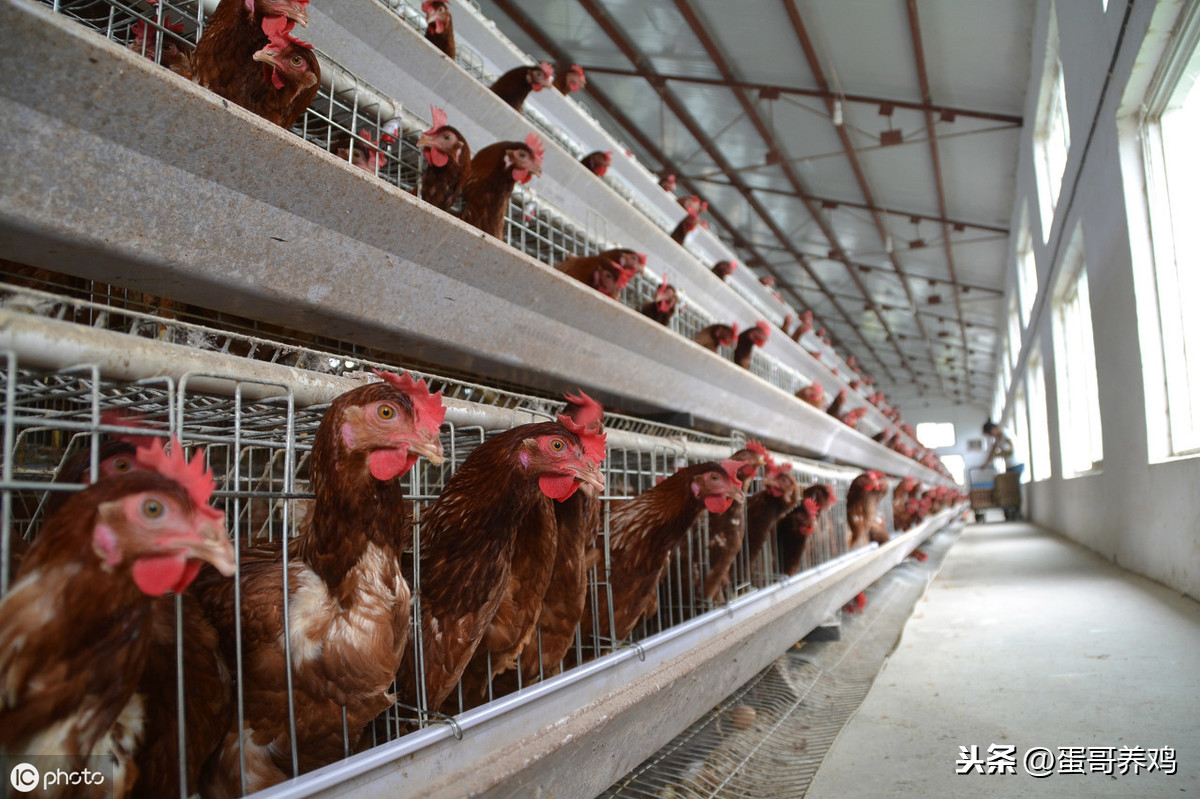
[423,1,455,59]
[0,473,218,796]
[192,0,318,129]
[744,477,802,585]
[582,462,740,647]
[392,421,590,716]
[489,65,544,110]
[195,382,415,795]
[459,141,530,239]
[420,127,471,212]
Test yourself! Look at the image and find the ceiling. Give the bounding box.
[474,0,1034,410]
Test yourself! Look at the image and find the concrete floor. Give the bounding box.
[806,521,1200,798]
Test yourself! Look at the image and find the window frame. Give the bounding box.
[1138,2,1200,458]
[1026,345,1053,482]
[1052,249,1103,477]
[1034,10,1071,242]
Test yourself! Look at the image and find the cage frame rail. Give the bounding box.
[247,512,957,799]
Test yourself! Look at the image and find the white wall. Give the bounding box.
[1001,0,1200,600]
[903,402,993,480]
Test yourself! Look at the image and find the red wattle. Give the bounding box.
[512,168,531,184]
[270,68,285,91]
[704,495,734,514]
[425,147,449,168]
[539,473,579,501]
[369,447,412,481]
[132,552,190,596]
[594,166,608,177]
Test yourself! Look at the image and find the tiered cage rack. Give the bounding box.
[0,1,963,796]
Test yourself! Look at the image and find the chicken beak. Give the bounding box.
[286,2,309,27]
[178,518,237,577]
[575,462,606,496]
[406,432,446,467]
[252,49,279,68]
[417,134,436,150]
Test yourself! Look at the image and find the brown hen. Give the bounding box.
[490,63,553,110]
[417,106,471,212]
[459,134,544,239]
[392,419,604,717]
[196,373,444,796]
[422,0,455,59]
[0,440,234,799]
[584,460,744,647]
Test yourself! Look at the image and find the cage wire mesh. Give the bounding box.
[29,0,811,397]
[0,344,888,795]
[600,523,962,799]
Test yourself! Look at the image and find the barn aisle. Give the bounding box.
[806,521,1200,798]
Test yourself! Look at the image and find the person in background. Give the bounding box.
[983,420,1021,474]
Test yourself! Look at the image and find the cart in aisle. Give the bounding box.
[969,466,1022,522]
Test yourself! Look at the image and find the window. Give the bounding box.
[1007,296,1022,367]
[1026,345,1053,481]
[1001,343,1013,403]
[915,422,956,449]
[1052,239,1103,476]
[941,454,966,486]
[1140,3,1200,456]
[1015,210,1038,326]
[1034,8,1070,240]
[1010,388,1031,484]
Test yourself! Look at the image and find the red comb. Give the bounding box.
[374,370,446,431]
[755,320,770,341]
[421,0,437,12]
[134,437,220,518]
[571,64,584,77]
[260,14,312,51]
[719,459,743,482]
[803,497,819,515]
[425,105,448,136]
[655,273,672,300]
[525,133,545,165]
[745,440,769,460]
[730,322,740,339]
[562,390,604,430]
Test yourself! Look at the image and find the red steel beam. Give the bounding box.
[906,0,974,390]
[486,0,895,378]
[697,183,1010,235]
[578,65,1023,126]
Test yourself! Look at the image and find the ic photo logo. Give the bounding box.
[9,763,38,793]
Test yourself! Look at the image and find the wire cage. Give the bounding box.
[27,0,817,400]
[0,330,882,796]
[2,3,950,795]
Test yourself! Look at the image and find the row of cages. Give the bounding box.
[0,335,894,796]
[32,0,824,403]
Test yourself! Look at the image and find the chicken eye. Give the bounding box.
[550,439,565,452]
[142,498,164,518]
[378,404,396,420]
[290,55,304,67]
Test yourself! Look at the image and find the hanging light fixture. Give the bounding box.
[832,99,844,126]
